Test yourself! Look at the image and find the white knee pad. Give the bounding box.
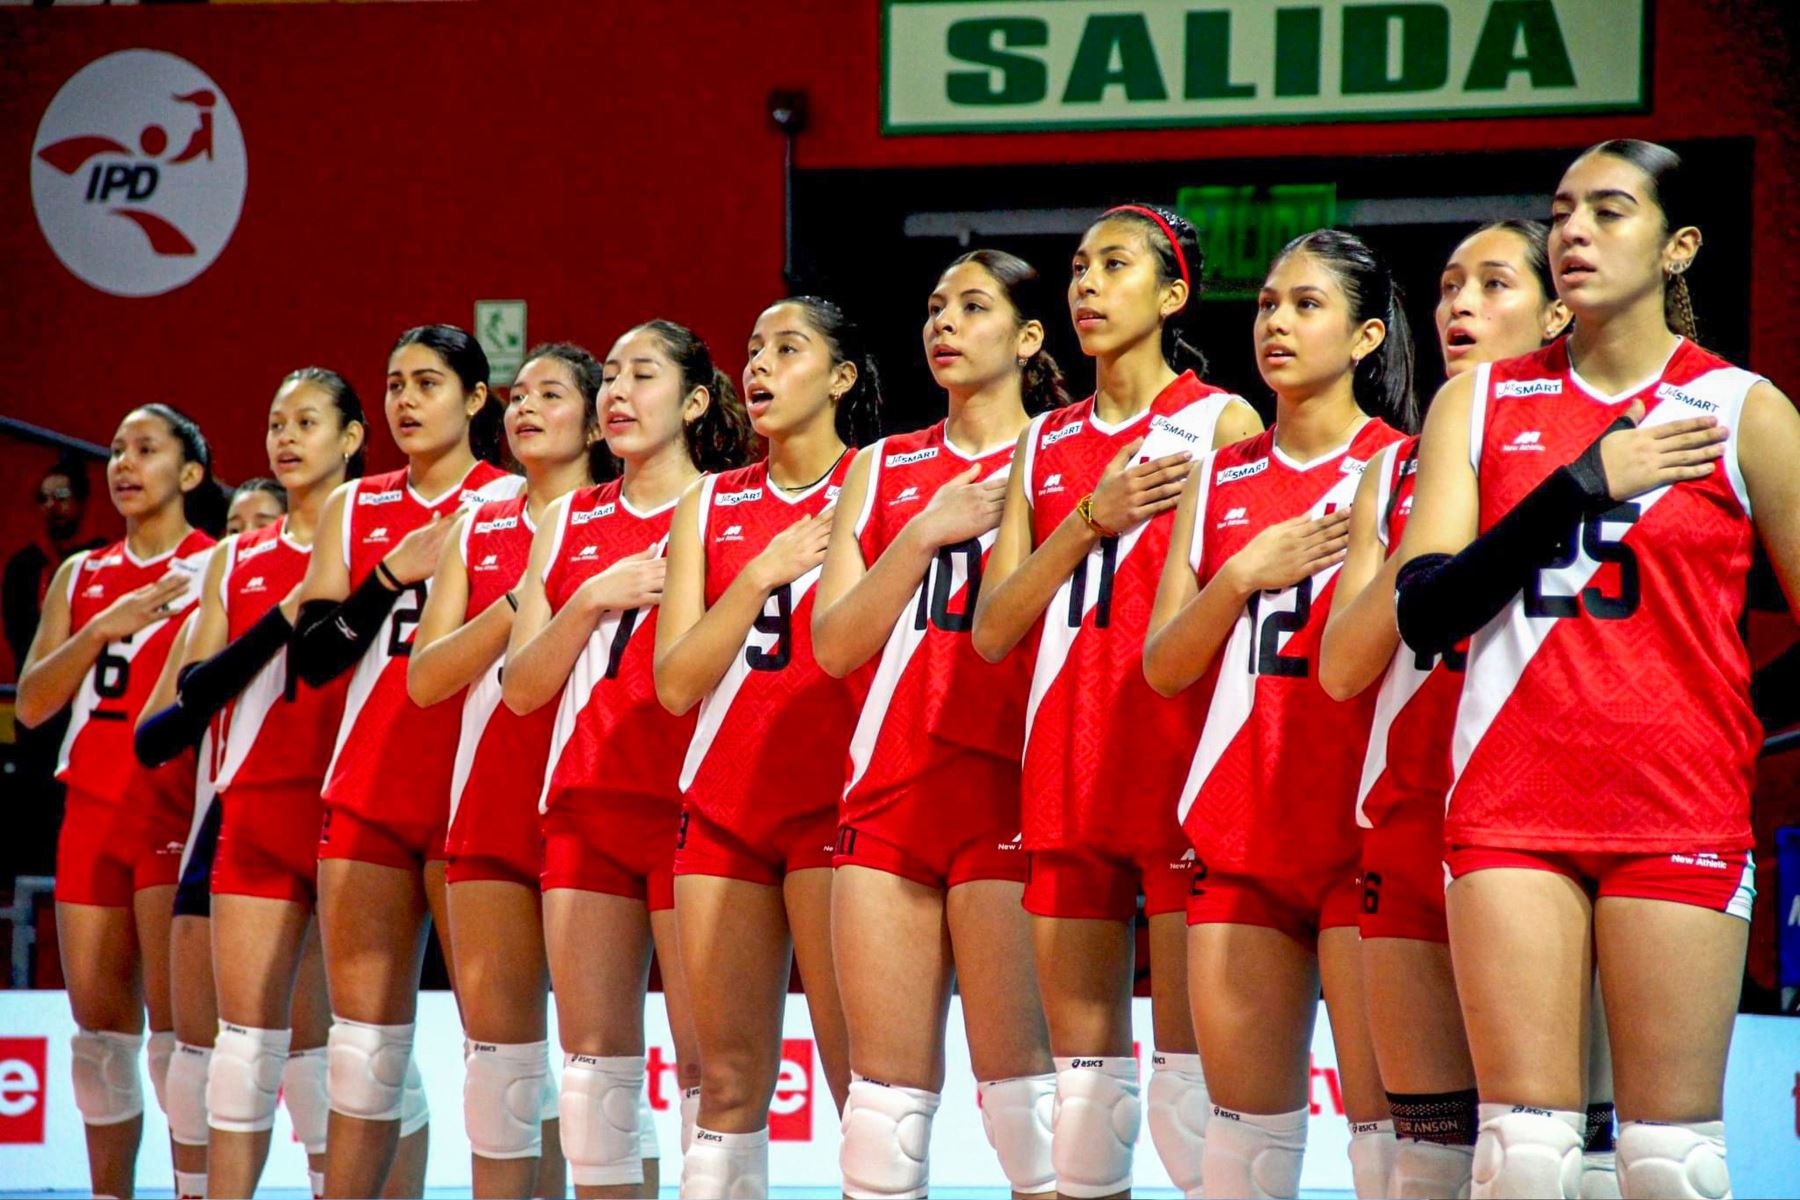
[1583,1151,1622,1200]
[70,1028,145,1126]
[1349,1119,1398,1199]
[283,1046,330,1155]
[1052,1056,1140,1199]
[1393,1138,1474,1199]
[399,1054,429,1137]
[560,1053,646,1186]
[207,1023,290,1134]
[165,1040,213,1146]
[639,1087,660,1160]
[1471,1105,1585,1200]
[681,1083,701,1154]
[540,1068,560,1124]
[840,1076,941,1199]
[1204,1105,1307,1200]
[465,1040,548,1160]
[147,1029,176,1115]
[1148,1052,1210,1198]
[979,1073,1055,1195]
[682,1125,768,1199]
[326,1017,413,1122]
[1615,1120,1729,1200]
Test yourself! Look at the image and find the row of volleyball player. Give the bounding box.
[15,136,1796,1200]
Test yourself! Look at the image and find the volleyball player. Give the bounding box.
[970,205,1260,1200]
[1144,230,1411,1198]
[654,297,879,1197]
[1393,139,1799,1198]
[17,405,216,1198]
[812,250,1064,1198]
[506,322,751,1197]
[291,326,522,1197]
[408,344,608,1198]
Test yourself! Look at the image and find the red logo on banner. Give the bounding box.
[0,1038,48,1144]
[770,1039,814,1141]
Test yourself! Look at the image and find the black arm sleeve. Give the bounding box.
[1395,417,1630,657]
[177,604,294,720]
[134,700,206,767]
[291,570,402,687]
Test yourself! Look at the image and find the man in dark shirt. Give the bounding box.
[3,458,107,673]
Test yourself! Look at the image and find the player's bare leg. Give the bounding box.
[59,899,148,1198]
[168,911,215,1194]
[649,905,704,1169]
[1363,934,1475,1195]
[291,923,332,1195]
[450,878,553,1199]
[207,893,310,1196]
[316,857,432,1199]
[833,865,954,1090]
[786,866,851,1113]
[1320,925,1395,1195]
[544,885,654,1199]
[1032,914,1133,1200]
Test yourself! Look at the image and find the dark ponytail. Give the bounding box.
[135,402,224,533]
[945,248,1071,413]
[517,342,615,484]
[1093,203,1208,375]
[390,324,505,466]
[631,320,753,474]
[1274,229,1418,432]
[231,477,289,513]
[786,296,884,446]
[280,366,367,479]
[1582,139,1700,341]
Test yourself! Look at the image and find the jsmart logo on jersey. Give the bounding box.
[890,486,921,506]
[1655,383,1718,413]
[1218,506,1249,528]
[718,524,744,542]
[1340,456,1369,476]
[1147,413,1203,445]
[826,485,841,502]
[1041,422,1083,448]
[473,516,518,535]
[1216,459,1268,485]
[359,489,404,506]
[238,537,278,561]
[85,554,122,570]
[770,1038,815,1141]
[570,503,617,525]
[886,447,938,467]
[1504,430,1546,452]
[1495,379,1562,398]
[0,1037,47,1144]
[31,50,247,297]
[1401,458,1419,477]
[715,488,764,507]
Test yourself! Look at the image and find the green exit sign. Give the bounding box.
[1177,184,1338,300]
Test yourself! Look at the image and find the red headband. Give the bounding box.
[1104,205,1190,289]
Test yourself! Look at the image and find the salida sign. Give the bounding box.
[883,0,1647,132]
[31,50,247,297]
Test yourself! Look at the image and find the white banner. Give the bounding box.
[2,992,1795,1194]
[882,0,1648,133]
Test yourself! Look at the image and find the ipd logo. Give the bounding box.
[769,1039,814,1142]
[0,1038,48,1144]
[31,49,247,297]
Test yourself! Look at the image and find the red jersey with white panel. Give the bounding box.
[212,521,345,793]
[541,481,692,812]
[1353,438,1466,831]
[446,496,551,833]
[1019,373,1242,854]
[322,464,524,823]
[843,421,1029,824]
[1450,339,1762,852]
[58,530,215,807]
[1178,419,1406,875]
[679,456,862,839]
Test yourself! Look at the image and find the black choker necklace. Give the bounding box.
[770,446,850,493]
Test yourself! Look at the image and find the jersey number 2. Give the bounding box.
[1247,579,1311,677]
[1524,502,1641,621]
[386,583,427,658]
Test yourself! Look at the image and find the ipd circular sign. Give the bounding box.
[31,50,247,298]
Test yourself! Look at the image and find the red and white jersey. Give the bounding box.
[57,530,215,805]
[213,520,345,793]
[322,463,524,817]
[1019,373,1243,853]
[843,421,1029,822]
[1354,438,1466,830]
[448,496,550,826]
[679,456,863,839]
[1178,419,1406,874]
[540,481,691,812]
[1451,339,1762,852]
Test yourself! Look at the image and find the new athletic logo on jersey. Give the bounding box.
[1218,507,1249,528]
[1040,473,1064,492]
[1503,430,1546,452]
[889,486,921,506]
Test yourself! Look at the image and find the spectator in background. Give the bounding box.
[4,455,109,674]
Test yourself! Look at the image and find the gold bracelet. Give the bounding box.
[1076,493,1120,539]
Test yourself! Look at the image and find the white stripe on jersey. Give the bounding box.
[212,647,287,792]
[1018,413,1049,512]
[323,604,402,784]
[177,729,220,880]
[1449,369,1750,794]
[1372,443,1401,551]
[538,606,631,814]
[1468,362,1492,472]
[449,663,504,824]
[850,440,887,539]
[1353,648,1433,827]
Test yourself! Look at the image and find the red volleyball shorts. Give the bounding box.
[1024,842,1195,922]
[540,791,680,912]
[1359,795,1450,943]
[1446,844,1755,921]
[317,800,448,871]
[835,754,1027,890]
[56,787,187,907]
[1186,860,1362,944]
[673,803,836,888]
[212,782,324,905]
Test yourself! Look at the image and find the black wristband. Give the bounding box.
[504,590,519,612]
[375,559,404,591]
